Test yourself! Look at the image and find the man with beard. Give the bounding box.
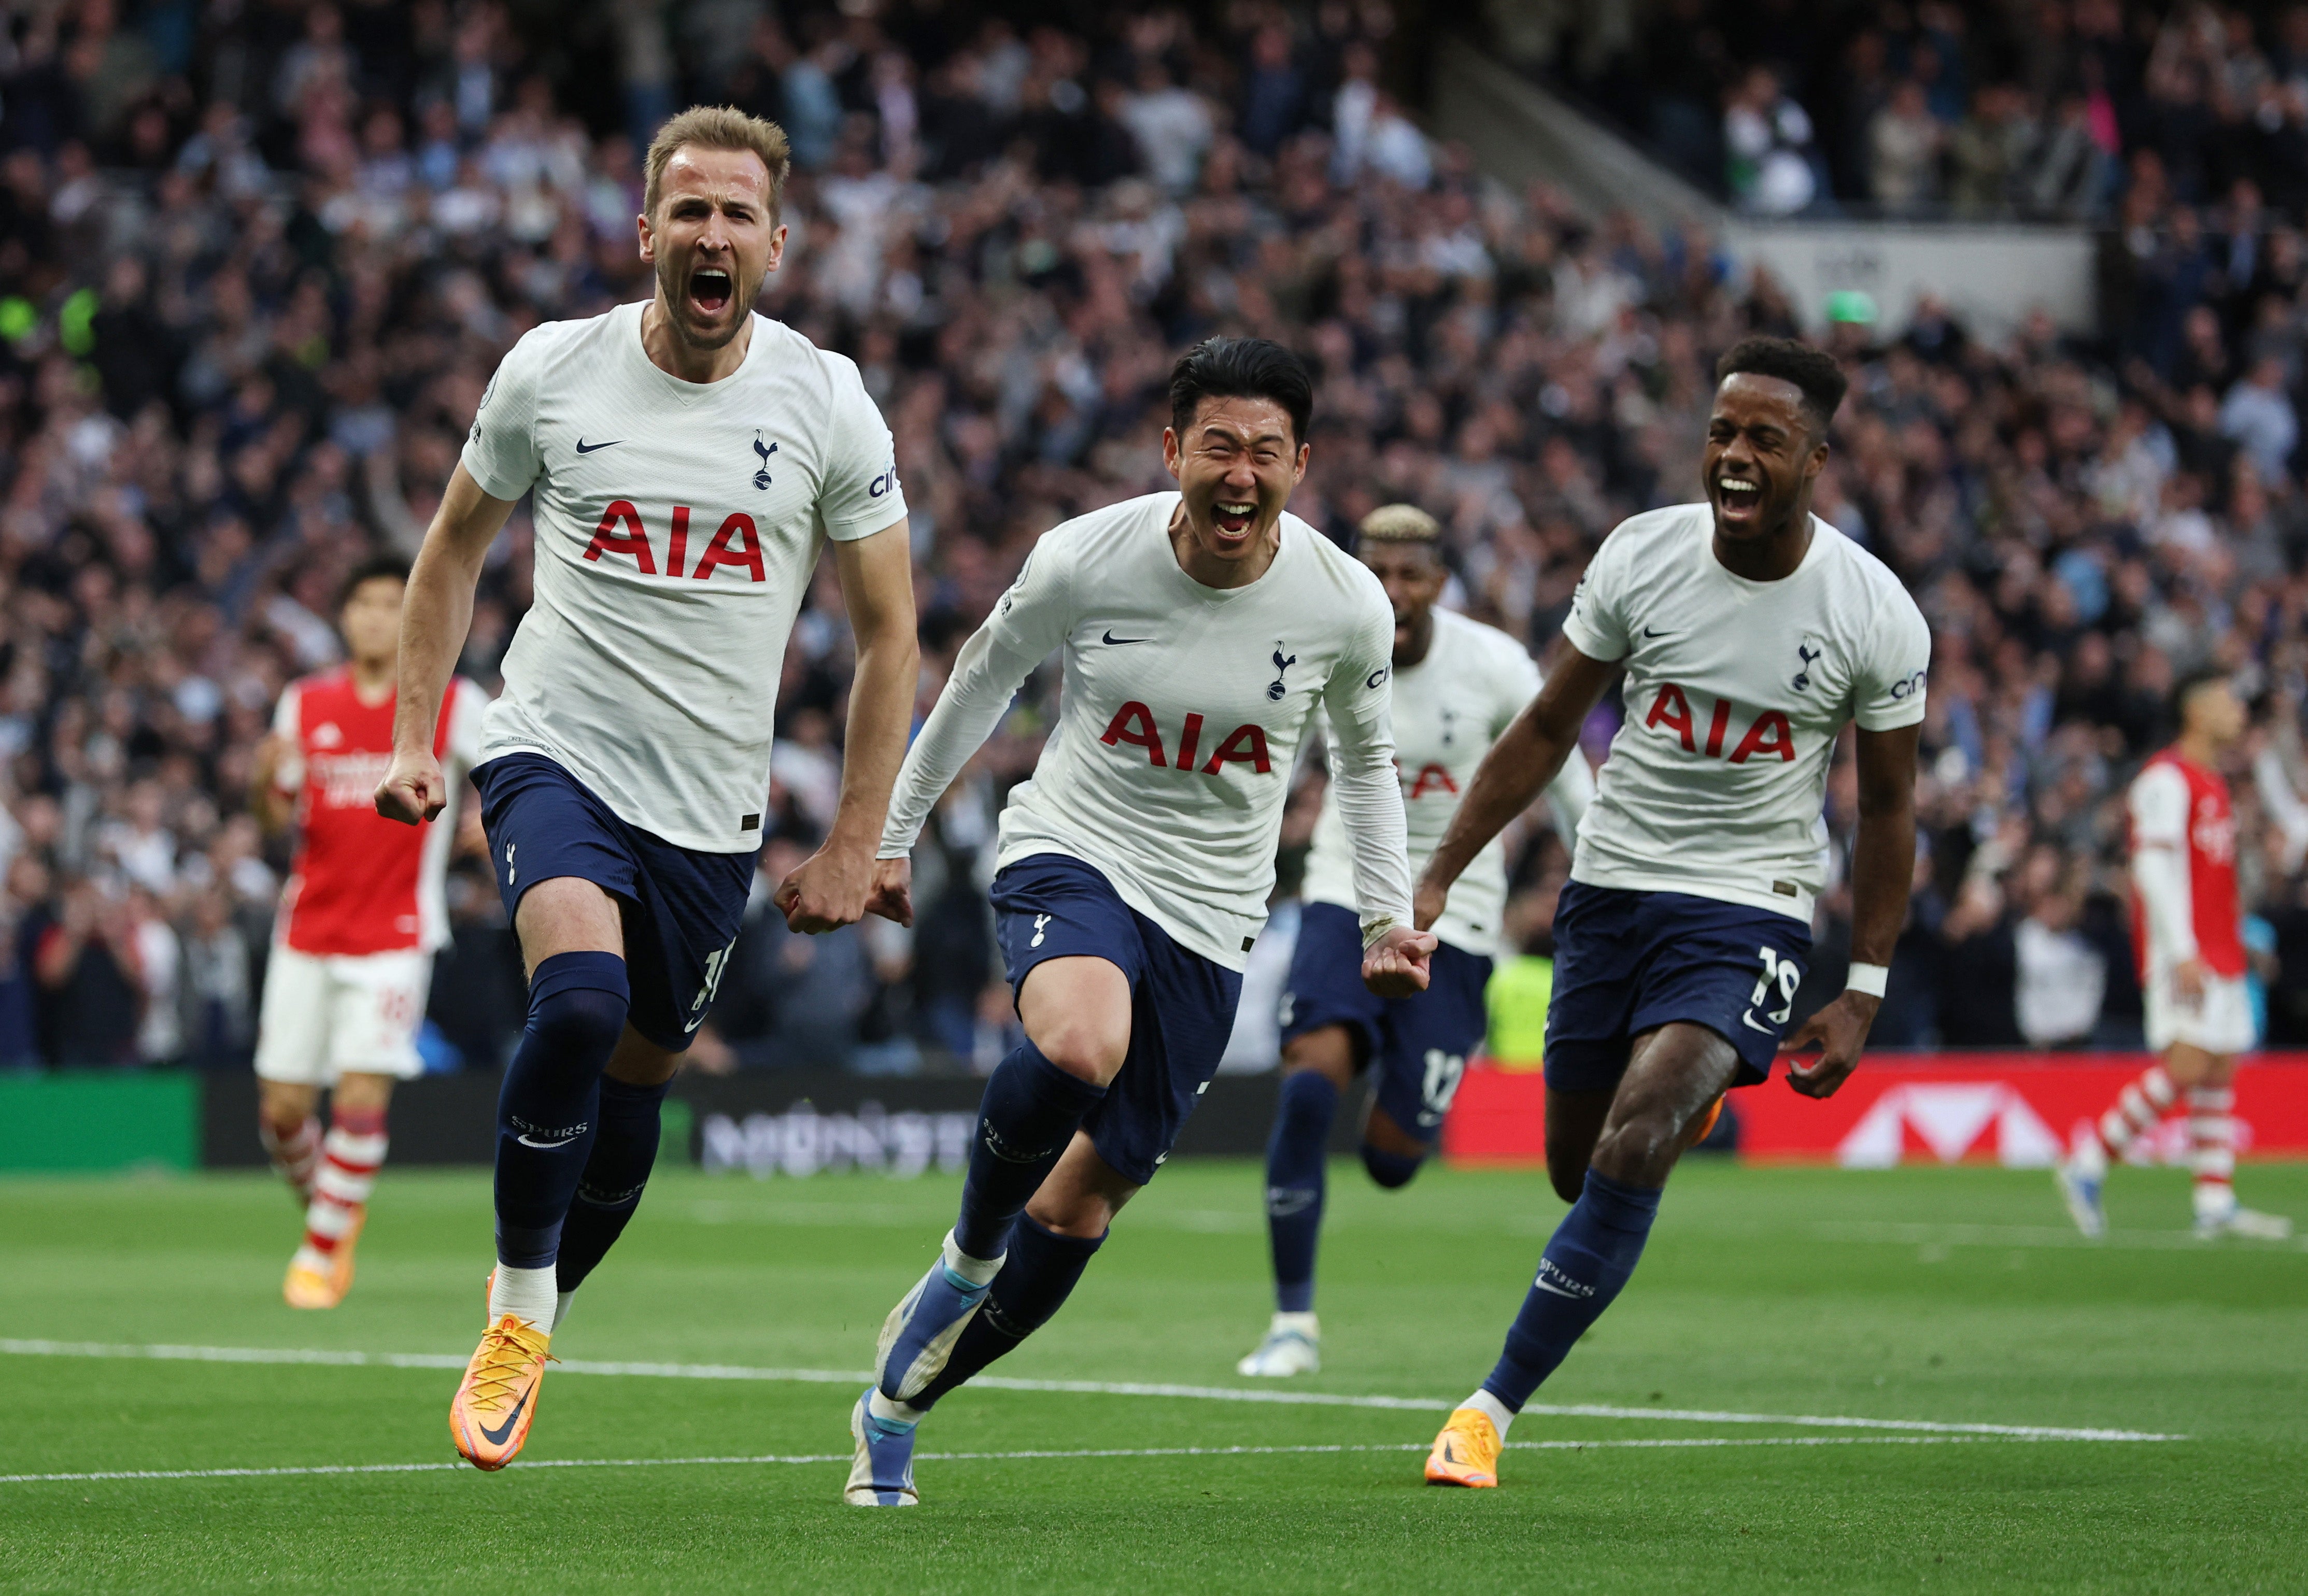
[1411,337,1931,1488]
[844,337,1434,1506]
[375,107,918,1471]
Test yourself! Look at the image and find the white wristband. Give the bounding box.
[1846,962,1890,999]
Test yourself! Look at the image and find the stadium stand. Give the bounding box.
[1,0,2306,1080]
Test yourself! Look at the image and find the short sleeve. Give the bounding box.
[813,358,908,542]
[1853,589,1931,732]
[1559,527,1633,663]
[271,682,304,793]
[460,334,544,502]
[2130,763,2190,848]
[1492,636,1544,738]
[444,677,490,771]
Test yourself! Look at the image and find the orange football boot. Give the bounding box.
[1424,1406,1503,1487]
[449,1314,553,1470]
[282,1208,365,1309]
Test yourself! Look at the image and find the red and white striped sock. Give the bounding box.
[261,1116,322,1203]
[295,1107,388,1273]
[2187,1086,2236,1221]
[2093,1064,2177,1165]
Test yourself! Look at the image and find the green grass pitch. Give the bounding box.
[1,1158,2303,1593]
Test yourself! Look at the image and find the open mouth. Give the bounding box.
[690,267,733,315]
[1714,475,1764,515]
[1213,500,1257,538]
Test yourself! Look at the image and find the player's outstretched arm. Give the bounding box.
[375,464,517,824]
[1782,721,1920,1098]
[1414,642,1616,931]
[777,521,920,934]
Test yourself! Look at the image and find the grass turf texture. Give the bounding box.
[1,1160,2303,1594]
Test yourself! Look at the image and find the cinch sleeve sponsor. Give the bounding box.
[459,332,545,502]
[1558,526,1632,663]
[1853,588,1931,732]
[813,358,909,540]
[1320,583,1413,933]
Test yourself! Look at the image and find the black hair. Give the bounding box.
[335,551,412,612]
[1715,335,1849,435]
[2169,662,2233,728]
[1168,336,1313,447]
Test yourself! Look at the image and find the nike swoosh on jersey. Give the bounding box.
[1642,626,1672,638]
[517,1134,579,1149]
[575,438,624,454]
[1741,1008,1775,1033]
[1101,630,1152,645]
[478,1386,533,1446]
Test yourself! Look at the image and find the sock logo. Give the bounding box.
[1030,913,1051,948]
[512,1114,587,1150]
[1265,1186,1318,1218]
[1532,1257,1595,1300]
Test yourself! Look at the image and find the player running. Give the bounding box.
[1236,503,1593,1378]
[844,337,1433,1506]
[1408,337,1930,1489]
[2056,669,2293,1242]
[252,554,485,1310]
[374,107,918,1471]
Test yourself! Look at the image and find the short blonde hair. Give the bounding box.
[643,105,792,222]
[1357,503,1442,545]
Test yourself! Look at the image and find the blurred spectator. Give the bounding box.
[1870,80,1945,212]
[1724,64,1819,216]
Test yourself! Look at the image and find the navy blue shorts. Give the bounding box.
[989,853,1243,1187]
[1544,881,1811,1093]
[472,753,757,1053]
[1279,901,1493,1144]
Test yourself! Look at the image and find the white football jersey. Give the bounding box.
[461,302,907,851]
[881,493,1411,971]
[1562,505,1929,922]
[1300,607,1591,958]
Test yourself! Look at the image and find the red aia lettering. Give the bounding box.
[692,513,765,582]
[1408,763,1458,798]
[584,500,658,573]
[1645,683,1695,751]
[1647,683,1797,764]
[666,505,690,578]
[1099,701,1167,767]
[1729,710,1794,763]
[1201,722,1271,775]
[1098,705,1271,774]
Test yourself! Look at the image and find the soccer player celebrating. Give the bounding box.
[1236,503,1594,1378]
[844,338,1434,1507]
[252,555,485,1310]
[374,107,918,1471]
[1410,337,1930,1488]
[2056,669,2292,1241]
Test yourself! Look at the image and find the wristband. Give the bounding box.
[1846,962,1889,999]
[1361,916,1398,950]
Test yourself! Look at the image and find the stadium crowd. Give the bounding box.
[2,0,2307,1075]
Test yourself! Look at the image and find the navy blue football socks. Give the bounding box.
[1480,1168,1663,1411]
[913,1215,1107,1409]
[953,1040,1106,1259]
[1359,1141,1425,1190]
[494,951,630,1270]
[554,1073,671,1292]
[1263,1070,1338,1313]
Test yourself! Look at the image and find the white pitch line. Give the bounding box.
[0,1340,2183,1443]
[0,1433,2144,1488]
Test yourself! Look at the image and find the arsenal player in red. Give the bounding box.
[2058,667,2292,1241]
[252,555,487,1306]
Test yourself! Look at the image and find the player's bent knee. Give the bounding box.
[1360,1142,1425,1189]
[1025,1022,1128,1085]
[1589,1115,1683,1186]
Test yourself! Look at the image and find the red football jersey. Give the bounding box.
[2127,747,2246,980]
[273,672,486,956]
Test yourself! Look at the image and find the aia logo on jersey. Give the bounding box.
[583,500,766,582]
[1644,684,1795,763]
[1399,761,1457,799]
[1100,702,1272,774]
